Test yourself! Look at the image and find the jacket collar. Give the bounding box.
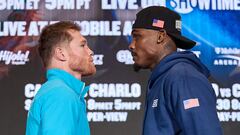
[46,68,89,98]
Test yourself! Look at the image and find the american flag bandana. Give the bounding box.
[152,19,164,28]
[183,98,200,110]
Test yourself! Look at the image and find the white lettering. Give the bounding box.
[222,0,234,10]
[217,112,231,121]
[141,0,166,8]
[87,99,113,110]
[0,0,40,10]
[24,99,32,111]
[89,83,141,98]
[93,54,104,65]
[231,99,240,110]
[78,21,121,36]
[216,99,231,110]
[87,112,104,122]
[198,0,211,10]
[24,83,41,98]
[105,112,128,122]
[232,83,240,98]
[114,99,141,110]
[45,0,91,10]
[217,112,240,121]
[101,0,138,9]
[123,21,133,36]
[116,50,134,65]
[87,112,128,122]
[0,50,30,65]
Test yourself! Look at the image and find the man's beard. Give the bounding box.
[133,64,141,72]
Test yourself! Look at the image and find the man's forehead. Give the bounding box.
[131,29,144,36]
[131,28,157,35]
[68,30,86,40]
[132,28,144,33]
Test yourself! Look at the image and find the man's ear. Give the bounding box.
[54,47,67,61]
[157,30,167,44]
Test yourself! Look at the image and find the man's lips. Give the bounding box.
[131,52,137,57]
[131,53,137,61]
[90,57,94,63]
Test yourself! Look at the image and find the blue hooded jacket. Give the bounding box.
[143,51,222,135]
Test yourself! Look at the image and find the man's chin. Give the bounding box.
[82,68,96,76]
[133,64,142,72]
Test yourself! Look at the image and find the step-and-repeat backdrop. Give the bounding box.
[0,0,239,135]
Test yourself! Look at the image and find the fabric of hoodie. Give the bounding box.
[26,68,90,135]
[143,51,223,135]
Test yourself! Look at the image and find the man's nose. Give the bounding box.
[129,41,135,51]
[87,45,94,56]
[89,49,94,56]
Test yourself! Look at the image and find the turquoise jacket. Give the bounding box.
[26,68,90,135]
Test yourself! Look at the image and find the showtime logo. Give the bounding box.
[170,0,240,14]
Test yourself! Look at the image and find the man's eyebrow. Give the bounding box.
[132,32,142,37]
[80,40,87,44]
[132,29,141,34]
[131,30,141,35]
[132,29,136,33]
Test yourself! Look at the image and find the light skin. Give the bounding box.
[48,29,96,80]
[129,28,176,70]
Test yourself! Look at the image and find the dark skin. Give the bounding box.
[129,28,177,71]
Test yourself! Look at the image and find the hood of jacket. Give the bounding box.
[149,51,210,87]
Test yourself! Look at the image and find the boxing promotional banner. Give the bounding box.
[0,0,239,135]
